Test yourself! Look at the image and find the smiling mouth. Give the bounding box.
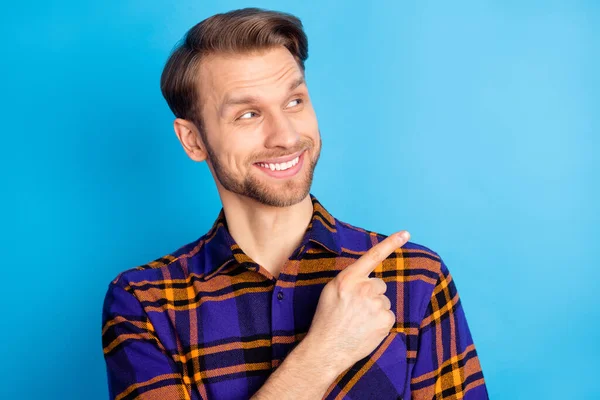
[255,154,301,171]
[253,150,306,178]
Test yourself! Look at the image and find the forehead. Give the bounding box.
[198,46,305,105]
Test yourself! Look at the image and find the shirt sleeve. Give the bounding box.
[410,259,489,399]
[101,281,191,400]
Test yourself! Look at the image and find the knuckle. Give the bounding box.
[334,276,350,294]
[380,295,391,310]
[377,321,392,336]
[358,281,371,297]
[369,297,382,311]
[387,310,396,326]
[368,248,382,263]
[370,277,386,294]
[392,234,403,245]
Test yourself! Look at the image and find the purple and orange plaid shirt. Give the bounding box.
[102,194,488,399]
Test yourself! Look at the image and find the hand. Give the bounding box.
[302,230,411,375]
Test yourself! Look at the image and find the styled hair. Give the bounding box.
[160,8,309,132]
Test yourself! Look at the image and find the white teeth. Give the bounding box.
[258,155,301,172]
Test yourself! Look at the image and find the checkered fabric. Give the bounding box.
[102,194,488,399]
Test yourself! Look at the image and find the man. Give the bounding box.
[102,7,488,400]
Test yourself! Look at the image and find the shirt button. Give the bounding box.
[277,291,284,300]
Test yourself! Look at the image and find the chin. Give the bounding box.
[245,184,311,208]
[214,147,319,208]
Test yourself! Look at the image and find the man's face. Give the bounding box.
[197,46,321,208]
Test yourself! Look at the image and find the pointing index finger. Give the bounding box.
[345,231,410,278]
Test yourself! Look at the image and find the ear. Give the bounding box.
[173,118,208,162]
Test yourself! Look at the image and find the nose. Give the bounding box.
[263,110,300,149]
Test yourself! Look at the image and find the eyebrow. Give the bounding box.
[220,76,306,115]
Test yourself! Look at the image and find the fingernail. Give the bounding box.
[395,232,408,242]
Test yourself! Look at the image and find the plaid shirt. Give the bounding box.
[102,194,488,399]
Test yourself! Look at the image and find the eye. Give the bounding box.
[286,98,303,108]
[238,111,258,120]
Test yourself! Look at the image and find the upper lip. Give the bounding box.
[255,150,304,164]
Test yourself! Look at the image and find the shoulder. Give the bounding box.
[107,234,209,292]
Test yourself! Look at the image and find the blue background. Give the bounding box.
[1,1,598,399]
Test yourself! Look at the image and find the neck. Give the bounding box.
[220,192,314,278]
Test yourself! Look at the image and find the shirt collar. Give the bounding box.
[305,193,342,255]
[201,193,342,278]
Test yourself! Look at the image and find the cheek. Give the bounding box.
[295,106,319,133]
[229,142,259,171]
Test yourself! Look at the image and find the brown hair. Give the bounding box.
[160,7,309,133]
